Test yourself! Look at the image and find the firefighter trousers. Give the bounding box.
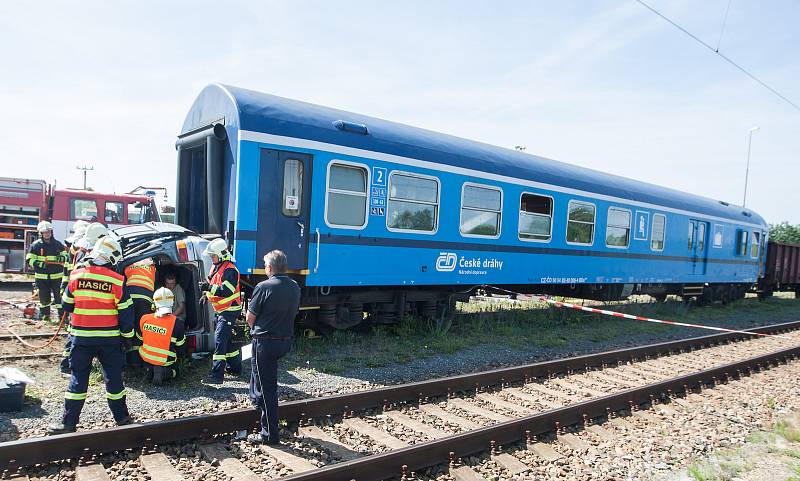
[36,278,62,320]
[127,297,153,366]
[211,314,242,380]
[63,343,129,428]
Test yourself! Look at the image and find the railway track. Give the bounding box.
[0,280,34,291]
[2,320,799,480]
[0,331,65,361]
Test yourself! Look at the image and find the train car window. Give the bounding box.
[566,201,595,245]
[460,184,502,238]
[605,208,631,248]
[282,159,303,217]
[519,193,552,241]
[736,230,748,256]
[713,224,724,247]
[750,231,760,258]
[687,224,694,250]
[651,214,666,251]
[70,199,98,221]
[104,202,123,223]
[128,202,145,224]
[386,172,438,233]
[697,223,706,252]
[326,163,368,228]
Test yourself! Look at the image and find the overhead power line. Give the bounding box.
[715,0,732,52]
[635,0,800,113]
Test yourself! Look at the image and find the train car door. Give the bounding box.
[257,149,312,271]
[688,220,708,275]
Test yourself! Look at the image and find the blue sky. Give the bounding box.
[1,1,798,223]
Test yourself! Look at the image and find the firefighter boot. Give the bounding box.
[47,422,77,435]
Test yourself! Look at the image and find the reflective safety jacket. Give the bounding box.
[138,313,185,366]
[124,262,156,302]
[206,260,242,313]
[61,246,86,291]
[62,265,135,345]
[26,238,67,281]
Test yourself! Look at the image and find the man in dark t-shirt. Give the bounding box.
[246,249,300,445]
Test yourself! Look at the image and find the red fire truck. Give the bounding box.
[0,177,160,272]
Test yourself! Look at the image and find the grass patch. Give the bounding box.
[286,294,800,375]
[775,419,800,443]
[686,448,748,480]
[687,462,713,481]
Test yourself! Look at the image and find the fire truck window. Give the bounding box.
[128,202,145,224]
[105,202,123,223]
[70,199,98,221]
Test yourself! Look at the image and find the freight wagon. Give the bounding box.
[758,241,800,298]
[115,84,769,334]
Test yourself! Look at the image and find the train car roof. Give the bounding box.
[182,84,766,226]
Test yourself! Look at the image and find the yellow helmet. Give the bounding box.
[152,287,174,316]
[88,236,123,266]
[36,220,54,233]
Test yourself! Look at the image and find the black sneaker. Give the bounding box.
[47,422,76,435]
[116,416,133,426]
[203,377,223,385]
[247,433,280,445]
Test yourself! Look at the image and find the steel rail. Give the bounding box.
[0,352,61,362]
[0,281,34,290]
[0,332,67,340]
[1,319,797,469]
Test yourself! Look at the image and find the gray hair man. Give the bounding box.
[245,250,300,445]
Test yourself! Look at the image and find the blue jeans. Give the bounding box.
[249,338,291,440]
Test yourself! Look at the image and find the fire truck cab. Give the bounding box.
[50,189,160,241]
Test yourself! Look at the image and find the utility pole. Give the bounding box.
[742,126,759,208]
[76,165,94,190]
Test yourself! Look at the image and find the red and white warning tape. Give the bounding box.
[481,285,792,341]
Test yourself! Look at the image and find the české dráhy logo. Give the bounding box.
[435,252,457,272]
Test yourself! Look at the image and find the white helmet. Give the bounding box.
[202,238,231,261]
[66,220,89,244]
[82,222,108,244]
[87,236,123,266]
[152,287,174,316]
[37,221,54,233]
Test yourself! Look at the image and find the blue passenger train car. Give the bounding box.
[174,84,768,328]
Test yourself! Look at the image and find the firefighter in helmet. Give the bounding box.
[199,238,242,384]
[72,222,109,269]
[138,287,186,384]
[124,257,156,365]
[48,236,134,434]
[58,219,89,375]
[26,221,67,322]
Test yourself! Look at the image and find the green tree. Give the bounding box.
[769,222,800,244]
